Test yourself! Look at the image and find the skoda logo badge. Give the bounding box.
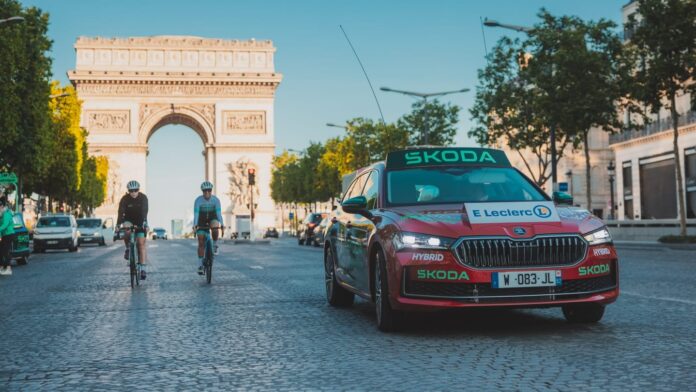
[513,227,526,236]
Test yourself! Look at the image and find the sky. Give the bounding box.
[21,0,627,228]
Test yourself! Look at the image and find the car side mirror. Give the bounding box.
[341,196,372,218]
[552,191,573,206]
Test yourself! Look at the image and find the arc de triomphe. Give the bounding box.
[68,36,282,233]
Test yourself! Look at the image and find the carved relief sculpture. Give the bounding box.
[223,111,266,134]
[227,158,260,213]
[86,110,130,134]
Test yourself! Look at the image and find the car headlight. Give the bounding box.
[584,227,612,245]
[393,232,455,250]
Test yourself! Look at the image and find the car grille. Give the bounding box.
[454,235,587,268]
[403,266,616,303]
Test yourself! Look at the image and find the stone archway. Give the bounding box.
[68,36,283,234]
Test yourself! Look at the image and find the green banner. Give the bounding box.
[386,148,511,169]
[0,172,18,184]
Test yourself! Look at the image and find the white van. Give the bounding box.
[76,217,115,246]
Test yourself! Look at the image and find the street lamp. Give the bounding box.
[0,16,25,26]
[482,18,532,33]
[380,87,469,145]
[483,18,560,193]
[607,161,616,220]
[326,123,348,130]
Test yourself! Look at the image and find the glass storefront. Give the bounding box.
[622,162,633,219]
[640,155,677,219]
[686,148,696,219]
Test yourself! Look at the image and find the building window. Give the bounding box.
[686,148,696,219]
[622,162,633,219]
[640,154,677,219]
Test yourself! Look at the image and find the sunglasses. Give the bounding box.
[203,189,212,192]
[129,189,139,193]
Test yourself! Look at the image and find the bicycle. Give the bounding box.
[196,226,215,284]
[120,224,142,288]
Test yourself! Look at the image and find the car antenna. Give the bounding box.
[339,25,386,124]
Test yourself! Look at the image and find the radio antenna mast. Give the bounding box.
[339,25,386,124]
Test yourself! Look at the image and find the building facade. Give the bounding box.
[68,36,282,235]
[610,2,696,221]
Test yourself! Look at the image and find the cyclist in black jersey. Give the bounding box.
[117,180,149,280]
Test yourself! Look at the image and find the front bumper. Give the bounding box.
[79,235,103,244]
[388,245,619,311]
[34,237,74,249]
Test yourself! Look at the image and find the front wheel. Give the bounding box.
[562,303,605,323]
[324,246,354,307]
[375,250,402,332]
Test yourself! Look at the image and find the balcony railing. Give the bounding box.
[609,110,696,145]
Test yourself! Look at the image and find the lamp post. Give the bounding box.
[483,18,560,193]
[326,123,348,130]
[607,161,616,220]
[0,16,25,26]
[379,87,469,145]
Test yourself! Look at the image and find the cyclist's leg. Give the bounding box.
[136,231,147,279]
[210,220,220,254]
[196,228,207,274]
[123,228,131,260]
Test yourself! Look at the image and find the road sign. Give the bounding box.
[559,182,568,192]
[289,212,294,220]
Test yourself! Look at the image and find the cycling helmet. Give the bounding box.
[127,180,140,191]
[201,181,213,191]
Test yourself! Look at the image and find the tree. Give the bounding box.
[526,11,631,210]
[398,99,460,146]
[626,0,696,236]
[0,0,54,197]
[470,36,572,187]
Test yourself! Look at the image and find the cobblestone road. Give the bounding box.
[0,238,694,391]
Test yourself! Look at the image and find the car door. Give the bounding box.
[335,172,369,287]
[348,170,379,293]
[103,218,115,244]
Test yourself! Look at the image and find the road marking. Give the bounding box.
[250,265,263,270]
[622,291,696,305]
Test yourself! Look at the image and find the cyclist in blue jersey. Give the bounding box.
[194,181,224,275]
[117,180,149,280]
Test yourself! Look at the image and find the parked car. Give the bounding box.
[33,214,79,253]
[77,217,113,246]
[298,212,328,246]
[10,212,30,265]
[151,228,168,240]
[312,217,329,247]
[263,227,279,238]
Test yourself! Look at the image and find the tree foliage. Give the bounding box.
[0,0,53,193]
[397,100,460,146]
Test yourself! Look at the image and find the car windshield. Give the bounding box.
[37,217,71,227]
[154,229,165,233]
[386,167,547,206]
[77,219,101,228]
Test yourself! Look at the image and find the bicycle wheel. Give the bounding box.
[205,238,213,284]
[132,242,140,287]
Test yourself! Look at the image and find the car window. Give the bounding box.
[77,219,102,228]
[386,167,546,206]
[362,171,379,210]
[345,173,369,201]
[12,214,23,227]
[37,217,71,227]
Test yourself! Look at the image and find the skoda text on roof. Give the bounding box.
[324,147,618,332]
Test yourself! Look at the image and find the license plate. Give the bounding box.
[47,240,58,245]
[492,270,561,288]
[83,238,92,241]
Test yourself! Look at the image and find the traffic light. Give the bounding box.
[248,168,256,186]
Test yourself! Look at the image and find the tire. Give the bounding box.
[69,243,78,252]
[562,303,606,323]
[205,240,213,284]
[298,238,304,245]
[99,239,106,246]
[17,257,28,265]
[33,247,43,254]
[375,249,402,332]
[324,246,354,307]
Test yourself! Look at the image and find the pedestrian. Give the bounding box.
[0,196,16,276]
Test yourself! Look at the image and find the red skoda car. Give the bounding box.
[323,147,618,332]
